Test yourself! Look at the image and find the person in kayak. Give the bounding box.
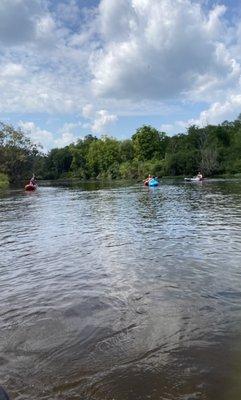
[29,174,36,186]
[196,172,203,180]
[143,174,152,185]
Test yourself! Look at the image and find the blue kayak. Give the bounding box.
[148,178,159,187]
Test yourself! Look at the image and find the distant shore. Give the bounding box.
[2,174,241,191]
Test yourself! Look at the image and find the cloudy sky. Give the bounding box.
[0,0,241,151]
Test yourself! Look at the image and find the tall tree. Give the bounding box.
[0,122,39,182]
[132,125,166,161]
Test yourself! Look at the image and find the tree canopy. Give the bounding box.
[0,122,40,182]
[1,116,241,183]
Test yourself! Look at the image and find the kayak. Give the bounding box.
[25,184,37,191]
[184,177,203,182]
[148,178,159,187]
[143,178,159,186]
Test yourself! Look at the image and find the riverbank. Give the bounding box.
[0,173,9,189]
[3,174,241,192]
[38,174,241,185]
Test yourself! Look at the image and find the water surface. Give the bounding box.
[1,180,241,399]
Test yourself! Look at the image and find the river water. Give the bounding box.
[1,180,241,400]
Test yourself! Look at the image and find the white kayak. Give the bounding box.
[184,177,203,182]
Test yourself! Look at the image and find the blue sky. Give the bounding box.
[0,0,241,151]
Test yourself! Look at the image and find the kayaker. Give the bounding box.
[29,174,36,186]
[196,172,203,180]
[143,174,152,185]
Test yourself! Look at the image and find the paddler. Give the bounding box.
[143,174,152,185]
[29,174,36,186]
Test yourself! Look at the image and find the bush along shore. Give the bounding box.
[0,173,9,189]
[1,115,241,183]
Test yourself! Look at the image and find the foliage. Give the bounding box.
[2,115,241,182]
[43,147,73,179]
[132,125,167,160]
[165,150,199,176]
[0,172,9,188]
[86,136,121,178]
[0,122,40,182]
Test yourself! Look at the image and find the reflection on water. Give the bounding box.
[1,180,241,399]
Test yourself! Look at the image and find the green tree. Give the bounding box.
[69,134,98,178]
[120,139,134,162]
[87,137,121,178]
[44,147,73,179]
[0,122,39,182]
[166,150,199,176]
[132,125,166,161]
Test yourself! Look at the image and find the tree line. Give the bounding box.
[1,115,241,183]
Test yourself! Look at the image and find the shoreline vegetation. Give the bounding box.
[1,115,241,186]
[0,172,9,189]
[39,173,241,186]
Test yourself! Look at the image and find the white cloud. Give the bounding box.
[0,62,88,113]
[55,121,82,147]
[0,63,26,78]
[55,0,81,24]
[82,105,118,134]
[160,120,188,135]
[0,0,91,114]
[19,120,81,152]
[160,93,241,135]
[82,104,95,118]
[54,131,78,148]
[0,0,241,137]
[0,0,43,46]
[19,121,53,151]
[205,5,227,37]
[99,0,135,42]
[91,109,118,133]
[36,15,56,41]
[59,122,82,133]
[91,0,240,104]
[187,94,241,127]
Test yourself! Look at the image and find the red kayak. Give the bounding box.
[25,184,37,191]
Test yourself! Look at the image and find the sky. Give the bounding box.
[0,0,241,151]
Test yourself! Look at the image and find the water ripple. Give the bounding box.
[1,181,241,399]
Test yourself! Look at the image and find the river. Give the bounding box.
[1,180,241,400]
